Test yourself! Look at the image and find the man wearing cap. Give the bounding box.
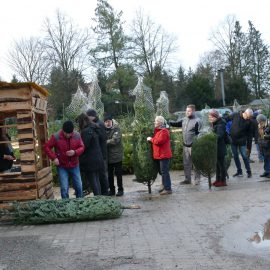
[225,108,253,178]
[169,104,202,185]
[86,109,109,195]
[104,114,124,196]
[44,120,85,199]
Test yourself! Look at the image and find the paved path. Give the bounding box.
[1,149,270,269]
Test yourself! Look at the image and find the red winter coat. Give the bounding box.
[150,127,172,160]
[44,130,85,168]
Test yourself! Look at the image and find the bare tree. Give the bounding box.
[43,10,90,74]
[6,37,49,84]
[130,10,177,76]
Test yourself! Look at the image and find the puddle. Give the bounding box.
[248,219,270,248]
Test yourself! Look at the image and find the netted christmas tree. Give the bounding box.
[192,132,217,189]
[65,85,89,121]
[200,104,212,133]
[233,99,242,112]
[130,78,158,193]
[156,91,170,119]
[86,76,104,118]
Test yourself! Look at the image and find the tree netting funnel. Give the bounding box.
[233,99,241,112]
[86,77,104,118]
[156,91,169,119]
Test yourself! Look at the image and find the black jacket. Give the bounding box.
[0,144,14,172]
[212,118,227,158]
[94,119,107,160]
[258,125,270,157]
[79,123,104,172]
[226,112,253,146]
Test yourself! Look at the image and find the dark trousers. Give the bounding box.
[99,160,109,195]
[108,161,123,193]
[82,170,101,196]
[216,156,227,182]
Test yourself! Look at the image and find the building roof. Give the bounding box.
[249,99,270,106]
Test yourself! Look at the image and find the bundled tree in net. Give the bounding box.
[233,99,242,112]
[156,91,170,119]
[192,132,217,189]
[130,78,158,193]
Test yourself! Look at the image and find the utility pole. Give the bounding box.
[218,69,226,107]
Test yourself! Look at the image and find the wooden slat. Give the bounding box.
[0,124,17,128]
[19,142,34,151]
[18,133,33,140]
[37,167,51,179]
[0,182,36,192]
[0,172,21,177]
[20,151,35,161]
[17,123,33,130]
[17,112,32,119]
[0,101,31,112]
[0,189,37,201]
[32,107,46,114]
[0,177,35,182]
[37,173,53,189]
[21,164,36,173]
[38,183,53,198]
[0,88,30,101]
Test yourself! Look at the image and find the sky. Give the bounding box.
[1,0,270,81]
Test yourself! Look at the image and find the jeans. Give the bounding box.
[57,165,83,199]
[231,144,251,174]
[263,155,270,173]
[108,161,123,193]
[256,144,264,161]
[83,170,101,196]
[157,159,172,190]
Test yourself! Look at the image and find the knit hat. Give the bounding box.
[256,114,267,123]
[104,114,113,122]
[86,109,97,117]
[62,120,74,133]
[209,109,220,119]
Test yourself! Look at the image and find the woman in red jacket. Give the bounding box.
[147,116,172,195]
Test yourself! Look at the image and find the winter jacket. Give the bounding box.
[0,144,14,172]
[44,130,84,168]
[150,127,172,160]
[169,115,202,147]
[225,112,253,146]
[106,120,123,164]
[79,123,104,172]
[94,118,107,160]
[212,118,227,158]
[258,125,270,157]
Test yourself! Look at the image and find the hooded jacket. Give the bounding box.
[44,130,84,168]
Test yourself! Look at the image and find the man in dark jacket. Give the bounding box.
[44,120,84,199]
[225,108,253,177]
[86,109,109,195]
[169,104,202,185]
[104,115,124,196]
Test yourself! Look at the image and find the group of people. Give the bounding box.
[44,109,124,199]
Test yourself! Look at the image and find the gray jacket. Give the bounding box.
[170,115,202,147]
[106,120,123,164]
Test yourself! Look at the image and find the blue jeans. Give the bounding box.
[231,144,251,174]
[57,165,83,199]
[157,159,172,190]
[264,155,270,173]
[256,144,264,161]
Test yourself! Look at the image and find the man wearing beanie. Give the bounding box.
[169,104,202,185]
[104,114,124,196]
[86,109,109,195]
[44,120,85,199]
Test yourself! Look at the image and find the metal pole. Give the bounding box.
[219,69,226,106]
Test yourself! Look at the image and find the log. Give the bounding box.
[0,88,30,101]
[0,182,37,192]
[20,151,35,161]
[37,172,53,189]
[17,123,33,130]
[21,164,36,173]
[18,133,34,140]
[0,189,37,201]
[0,101,31,112]
[37,167,51,179]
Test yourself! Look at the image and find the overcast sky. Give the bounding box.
[1,0,270,81]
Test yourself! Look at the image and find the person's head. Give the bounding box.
[256,114,267,126]
[86,109,97,122]
[242,108,253,120]
[208,109,220,123]
[186,104,195,118]
[104,114,113,128]
[154,116,165,128]
[76,113,90,131]
[62,120,74,138]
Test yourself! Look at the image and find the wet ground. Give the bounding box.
[1,147,270,269]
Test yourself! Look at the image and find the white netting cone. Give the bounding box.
[156,91,169,119]
[66,85,88,119]
[233,99,241,112]
[200,104,212,134]
[130,77,155,125]
[86,76,104,118]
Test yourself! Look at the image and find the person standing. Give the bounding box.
[86,109,109,195]
[104,115,124,196]
[225,108,253,178]
[208,109,227,187]
[147,116,172,195]
[256,114,270,178]
[44,120,84,199]
[169,104,202,185]
[77,113,105,196]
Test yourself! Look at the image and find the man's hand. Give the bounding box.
[66,150,75,157]
[3,154,15,161]
[147,137,152,142]
[53,158,60,166]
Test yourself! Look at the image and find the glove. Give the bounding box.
[147,137,152,141]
